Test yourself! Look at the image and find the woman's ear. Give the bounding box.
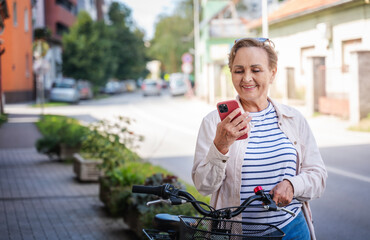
[270,67,277,84]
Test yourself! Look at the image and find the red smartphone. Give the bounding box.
[217,100,248,140]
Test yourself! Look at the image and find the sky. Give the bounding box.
[119,0,179,40]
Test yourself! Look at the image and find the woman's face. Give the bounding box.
[231,47,276,109]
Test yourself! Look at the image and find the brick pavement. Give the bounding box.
[0,114,137,240]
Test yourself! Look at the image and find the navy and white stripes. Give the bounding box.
[240,102,302,229]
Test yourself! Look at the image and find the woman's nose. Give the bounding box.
[243,72,253,82]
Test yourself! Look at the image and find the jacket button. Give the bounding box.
[279,122,282,126]
[222,160,226,163]
[294,141,297,145]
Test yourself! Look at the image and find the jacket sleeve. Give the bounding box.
[192,114,229,196]
[286,115,328,202]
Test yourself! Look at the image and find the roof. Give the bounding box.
[248,0,354,29]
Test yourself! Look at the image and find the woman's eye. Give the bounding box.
[234,70,243,74]
[252,69,261,73]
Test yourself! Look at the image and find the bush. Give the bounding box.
[81,116,143,174]
[126,173,210,238]
[35,115,89,158]
[0,113,7,126]
[100,162,170,216]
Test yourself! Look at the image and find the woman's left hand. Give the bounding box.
[269,180,294,207]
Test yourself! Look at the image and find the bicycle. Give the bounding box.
[132,183,296,240]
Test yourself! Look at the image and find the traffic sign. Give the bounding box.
[182,53,193,63]
[182,62,193,74]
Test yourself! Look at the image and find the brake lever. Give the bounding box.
[146,198,187,206]
[263,205,296,217]
[147,199,171,206]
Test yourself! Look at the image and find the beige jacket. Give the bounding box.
[192,97,327,240]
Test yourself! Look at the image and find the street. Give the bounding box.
[5,90,370,240]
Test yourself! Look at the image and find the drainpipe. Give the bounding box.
[0,43,4,114]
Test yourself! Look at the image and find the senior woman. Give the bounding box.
[192,38,327,240]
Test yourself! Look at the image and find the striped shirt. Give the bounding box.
[240,102,302,229]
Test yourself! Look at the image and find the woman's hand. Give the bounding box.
[270,180,294,207]
[213,109,251,154]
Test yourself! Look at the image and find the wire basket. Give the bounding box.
[143,229,174,240]
[179,216,284,240]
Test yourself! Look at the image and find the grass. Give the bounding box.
[32,102,70,108]
[348,114,370,132]
[0,113,8,126]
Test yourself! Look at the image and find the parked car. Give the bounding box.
[125,80,137,92]
[141,79,162,97]
[77,80,93,100]
[169,73,189,96]
[104,80,125,94]
[49,78,80,103]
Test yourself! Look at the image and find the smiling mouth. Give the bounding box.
[242,85,257,89]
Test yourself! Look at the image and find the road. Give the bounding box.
[5,90,370,240]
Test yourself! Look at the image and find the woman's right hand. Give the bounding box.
[214,109,251,155]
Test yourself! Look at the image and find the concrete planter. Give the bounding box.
[60,144,80,160]
[73,153,102,182]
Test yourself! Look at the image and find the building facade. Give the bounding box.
[249,0,370,122]
[196,0,370,123]
[1,0,33,103]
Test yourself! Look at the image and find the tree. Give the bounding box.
[62,2,148,88]
[108,2,147,80]
[148,0,194,74]
[62,11,113,87]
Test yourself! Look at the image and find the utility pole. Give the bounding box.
[0,45,4,114]
[262,0,268,38]
[193,0,200,96]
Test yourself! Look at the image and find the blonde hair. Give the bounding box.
[228,38,278,71]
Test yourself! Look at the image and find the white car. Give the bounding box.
[169,73,189,96]
[49,78,80,103]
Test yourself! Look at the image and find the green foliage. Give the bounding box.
[99,162,169,216]
[35,115,89,157]
[62,11,113,87]
[149,0,194,73]
[35,135,60,158]
[125,173,210,237]
[107,2,148,80]
[62,2,148,87]
[81,116,143,174]
[0,113,7,126]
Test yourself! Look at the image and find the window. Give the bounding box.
[342,38,362,73]
[25,53,30,78]
[56,22,68,36]
[24,9,29,32]
[13,2,17,26]
[56,0,77,15]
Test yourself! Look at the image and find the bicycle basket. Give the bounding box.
[179,216,284,240]
[143,229,175,240]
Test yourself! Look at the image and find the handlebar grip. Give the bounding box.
[132,185,165,197]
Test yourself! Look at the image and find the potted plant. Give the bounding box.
[73,152,103,182]
[35,115,88,161]
[58,118,88,160]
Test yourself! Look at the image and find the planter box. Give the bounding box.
[60,144,80,160]
[73,153,102,182]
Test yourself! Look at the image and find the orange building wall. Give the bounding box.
[0,0,34,103]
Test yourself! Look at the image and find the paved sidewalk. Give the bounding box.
[0,114,137,240]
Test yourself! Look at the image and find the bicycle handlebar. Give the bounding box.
[132,184,294,219]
